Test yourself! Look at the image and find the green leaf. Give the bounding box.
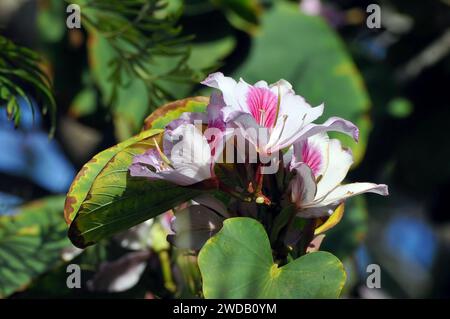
[69,88,97,118]
[211,0,262,32]
[198,217,346,298]
[65,128,201,248]
[143,96,209,130]
[0,36,57,135]
[0,196,72,298]
[233,2,371,164]
[87,32,150,140]
[37,0,66,43]
[188,36,236,71]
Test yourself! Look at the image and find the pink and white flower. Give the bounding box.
[201,72,359,154]
[129,96,227,186]
[129,123,213,186]
[287,133,388,217]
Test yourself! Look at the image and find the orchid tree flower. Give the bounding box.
[201,72,358,154]
[129,96,227,186]
[287,133,388,217]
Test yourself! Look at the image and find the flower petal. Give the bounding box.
[293,133,329,177]
[269,79,294,96]
[265,98,324,152]
[87,251,150,292]
[296,116,359,142]
[314,138,353,200]
[229,112,267,152]
[246,86,278,128]
[290,163,317,207]
[299,204,337,218]
[201,72,238,107]
[317,183,389,206]
[207,92,226,131]
[169,124,213,183]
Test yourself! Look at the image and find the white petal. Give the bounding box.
[314,138,353,200]
[295,116,359,142]
[254,80,270,88]
[170,124,212,183]
[317,183,389,206]
[290,163,317,206]
[231,112,267,152]
[236,78,253,113]
[87,251,150,292]
[201,72,238,107]
[265,97,324,152]
[299,204,337,218]
[157,170,201,186]
[269,79,294,96]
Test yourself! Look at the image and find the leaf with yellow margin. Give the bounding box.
[65,128,201,248]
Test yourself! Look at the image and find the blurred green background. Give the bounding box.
[0,0,449,298]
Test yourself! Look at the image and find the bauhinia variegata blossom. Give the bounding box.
[129,73,388,253]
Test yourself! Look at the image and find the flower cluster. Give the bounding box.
[129,73,388,253]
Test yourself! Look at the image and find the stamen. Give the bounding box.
[153,138,172,168]
[270,114,288,147]
[259,108,266,126]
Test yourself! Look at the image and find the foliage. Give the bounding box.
[70,0,204,139]
[0,0,403,299]
[65,128,201,248]
[198,218,346,298]
[76,0,198,104]
[0,36,56,135]
[0,196,71,297]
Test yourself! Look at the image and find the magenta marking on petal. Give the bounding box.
[246,86,278,128]
[302,140,322,176]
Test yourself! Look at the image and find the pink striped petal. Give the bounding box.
[246,86,278,128]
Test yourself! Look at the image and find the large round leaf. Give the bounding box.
[0,196,72,298]
[198,217,346,298]
[65,129,201,248]
[233,2,371,164]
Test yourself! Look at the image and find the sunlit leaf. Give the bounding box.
[143,96,209,130]
[65,128,201,248]
[198,217,346,298]
[0,196,72,298]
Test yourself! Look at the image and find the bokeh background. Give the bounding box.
[0,0,449,298]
